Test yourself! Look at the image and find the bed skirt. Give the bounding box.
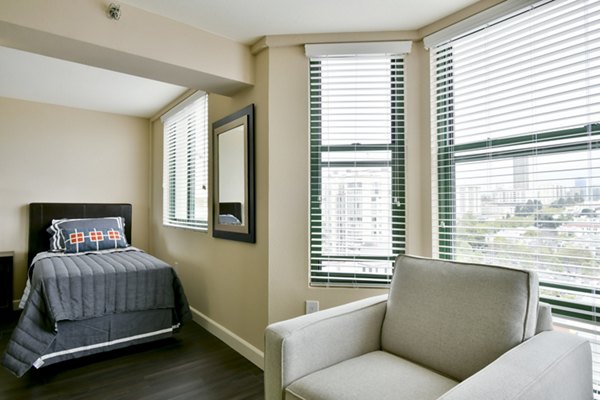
[31,308,176,368]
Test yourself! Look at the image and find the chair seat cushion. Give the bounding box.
[285,351,458,400]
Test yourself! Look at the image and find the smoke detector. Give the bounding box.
[107,3,121,20]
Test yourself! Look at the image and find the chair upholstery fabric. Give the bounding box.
[286,351,458,400]
[264,255,593,400]
[265,295,388,398]
[437,330,592,400]
[535,302,554,333]
[381,255,538,381]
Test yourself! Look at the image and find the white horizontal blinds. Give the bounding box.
[162,92,208,230]
[309,47,406,286]
[431,0,600,393]
[423,0,543,49]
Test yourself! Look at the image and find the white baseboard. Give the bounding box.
[189,306,264,370]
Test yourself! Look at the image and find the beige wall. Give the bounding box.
[147,42,430,348]
[405,41,433,257]
[149,50,269,352]
[0,97,150,300]
[265,42,433,324]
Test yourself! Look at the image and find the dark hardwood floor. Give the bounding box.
[0,312,264,400]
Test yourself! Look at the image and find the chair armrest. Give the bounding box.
[264,294,388,400]
[438,331,592,400]
[535,302,554,333]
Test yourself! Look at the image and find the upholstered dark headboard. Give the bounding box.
[28,203,132,265]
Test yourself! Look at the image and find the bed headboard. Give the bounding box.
[28,203,132,265]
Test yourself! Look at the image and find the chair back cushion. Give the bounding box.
[381,255,538,381]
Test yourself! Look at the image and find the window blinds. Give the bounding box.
[162,92,209,230]
[308,44,408,286]
[430,0,600,393]
[423,0,541,49]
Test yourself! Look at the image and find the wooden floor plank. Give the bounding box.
[0,313,264,400]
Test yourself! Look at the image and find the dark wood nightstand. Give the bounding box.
[0,252,14,321]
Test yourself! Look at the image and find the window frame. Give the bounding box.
[309,56,406,287]
[433,48,600,323]
[429,0,600,394]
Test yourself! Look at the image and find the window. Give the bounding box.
[307,42,410,286]
[429,0,600,394]
[162,91,209,230]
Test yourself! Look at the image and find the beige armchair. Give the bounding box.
[265,255,592,400]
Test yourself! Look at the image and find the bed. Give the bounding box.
[2,203,191,377]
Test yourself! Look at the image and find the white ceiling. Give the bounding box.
[119,0,480,44]
[0,0,480,118]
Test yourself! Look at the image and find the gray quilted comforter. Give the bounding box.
[2,249,191,377]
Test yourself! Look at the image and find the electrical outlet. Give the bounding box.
[305,300,319,314]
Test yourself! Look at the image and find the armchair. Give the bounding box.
[265,255,592,400]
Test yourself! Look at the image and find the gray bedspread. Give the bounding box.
[2,249,191,377]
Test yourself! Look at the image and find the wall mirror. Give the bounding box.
[212,104,255,243]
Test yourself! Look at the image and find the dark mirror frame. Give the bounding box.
[212,104,255,243]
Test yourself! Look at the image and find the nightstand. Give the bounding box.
[0,252,14,321]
